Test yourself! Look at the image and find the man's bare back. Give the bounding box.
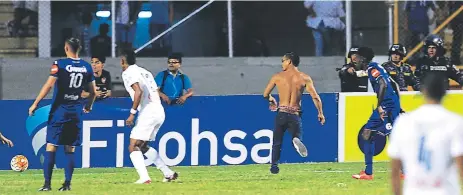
[272,69,309,109]
[263,52,325,174]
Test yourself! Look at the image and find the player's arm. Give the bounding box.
[391,158,403,195]
[451,120,463,183]
[376,77,387,108]
[263,74,277,101]
[388,115,406,195]
[29,76,57,115]
[0,131,13,147]
[130,83,143,111]
[125,82,143,126]
[304,74,325,124]
[84,81,97,112]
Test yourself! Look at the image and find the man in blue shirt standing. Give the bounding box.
[155,53,193,105]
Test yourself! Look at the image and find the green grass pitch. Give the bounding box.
[0,162,398,195]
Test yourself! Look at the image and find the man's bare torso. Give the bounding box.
[273,70,308,109]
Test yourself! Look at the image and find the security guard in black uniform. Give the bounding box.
[338,46,369,92]
[382,44,420,91]
[415,34,463,89]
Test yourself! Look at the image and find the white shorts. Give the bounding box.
[130,110,165,141]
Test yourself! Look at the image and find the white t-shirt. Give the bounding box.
[122,64,163,113]
[388,104,463,195]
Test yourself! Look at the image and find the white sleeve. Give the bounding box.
[387,114,408,159]
[123,69,139,88]
[451,119,463,158]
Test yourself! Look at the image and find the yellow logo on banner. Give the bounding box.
[340,91,463,162]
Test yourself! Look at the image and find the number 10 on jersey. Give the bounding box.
[69,73,83,88]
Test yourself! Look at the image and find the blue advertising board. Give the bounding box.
[0,94,338,170]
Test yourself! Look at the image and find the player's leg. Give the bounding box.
[352,110,381,180]
[142,117,177,181]
[39,143,58,191]
[129,139,151,183]
[54,117,82,191]
[271,112,286,174]
[362,128,376,176]
[59,145,75,191]
[141,142,177,182]
[387,109,406,179]
[39,111,62,191]
[287,114,307,157]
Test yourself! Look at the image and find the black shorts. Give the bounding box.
[275,111,302,139]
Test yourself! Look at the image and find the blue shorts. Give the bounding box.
[364,107,400,136]
[46,106,83,146]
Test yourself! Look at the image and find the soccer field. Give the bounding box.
[0,162,395,195]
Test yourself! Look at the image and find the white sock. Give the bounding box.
[144,147,174,177]
[130,151,150,180]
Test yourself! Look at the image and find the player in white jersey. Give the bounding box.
[388,72,463,195]
[120,50,178,184]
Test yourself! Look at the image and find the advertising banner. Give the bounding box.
[0,94,338,170]
[338,91,463,162]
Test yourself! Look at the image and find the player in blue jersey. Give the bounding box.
[351,47,402,180]
[28,37,97,191]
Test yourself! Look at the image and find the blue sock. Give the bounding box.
[64,152,75,185]
[43,151,56,186]
[364,140,375,175]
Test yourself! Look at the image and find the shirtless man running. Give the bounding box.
[263,52,325,174]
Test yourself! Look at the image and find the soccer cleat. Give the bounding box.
[352,170,374,180]
[163,172,178,182]
[270,164,279,174]
[38,185,51,191]
[292,137,308,157]
[134,178,152,184]
[58,184,71,191]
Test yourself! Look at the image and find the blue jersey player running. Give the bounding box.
[351,47,403,180]
[28,37,97,191]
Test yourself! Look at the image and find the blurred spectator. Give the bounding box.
[404,1,437,54]
[52,28,73,57]
[155,53,193,105]
[90,24,111,57]
[449,1,463,65]
[304,0,345,56]
[7,0,38,37]
[338,46,368,92]
[115,1,142,52]
[149,0,174,55]
[82,55,112,100]
[79,11,93,57]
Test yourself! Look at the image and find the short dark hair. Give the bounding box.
[122,49,136,65]
[91,55,106,63]
[168,53,183,63]
[284,52,300,67]
[65,37,81,53]
[421,72,447,102]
